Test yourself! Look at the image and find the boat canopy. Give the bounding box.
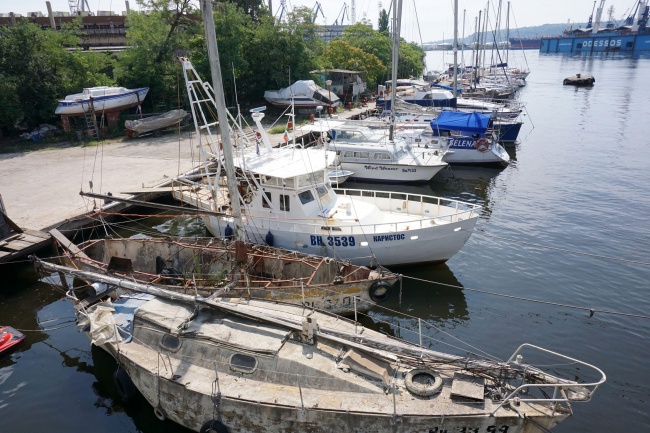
[430,111,491,134]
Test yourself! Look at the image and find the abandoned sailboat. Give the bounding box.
[35,256,606,433]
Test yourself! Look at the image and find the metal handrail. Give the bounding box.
[489,343,607,415]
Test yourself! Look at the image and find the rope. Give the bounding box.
[402,274,650,320]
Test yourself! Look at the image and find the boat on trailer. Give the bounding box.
[54,86,149,116]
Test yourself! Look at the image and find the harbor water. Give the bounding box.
[2,50,650,432]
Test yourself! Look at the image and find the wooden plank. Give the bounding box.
[2,239,34,251]
[23,229,51,240]
[49,229,91,260]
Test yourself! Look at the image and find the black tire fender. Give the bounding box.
[369,280,393,302]
[200,419,229,433]
[404,368,443,397]
[113,367,137,402]
[153,405,167,421]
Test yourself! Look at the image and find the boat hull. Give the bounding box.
[337,161,446,183]
[114,352,567,433]
[54,87,149,116]
[60,237,396,315]
[540,33,650,53]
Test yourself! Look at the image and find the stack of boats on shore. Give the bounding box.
[32,3,607,433]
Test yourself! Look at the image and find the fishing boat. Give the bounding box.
[34,256,606,433]
[173,59,481,267]
[50,231,398,314]
[0,326,25,355]
[264,80,340,110]
[125,109,189,137]
[540,0,650,53]
[54,86,149,116]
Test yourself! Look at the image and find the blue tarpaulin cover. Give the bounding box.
[430,111,491,134]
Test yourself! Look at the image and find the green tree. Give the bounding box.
[115,0,202,111]
[342,21,424,85]
[0,21,112,132]
[322,40,386,85]
[378,9,389,33]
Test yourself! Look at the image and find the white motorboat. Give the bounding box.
[173,59,481,267]
[54,86,149,116]
[264,80,340,110]
[303,121,448,183]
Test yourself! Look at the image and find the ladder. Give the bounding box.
[82,98,99,140]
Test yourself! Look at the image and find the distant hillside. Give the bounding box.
[429,23,588,44]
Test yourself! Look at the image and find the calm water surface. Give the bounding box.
[1,51,649,432]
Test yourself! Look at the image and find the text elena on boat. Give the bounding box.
[48,229,398,314]
[34,252,606,433]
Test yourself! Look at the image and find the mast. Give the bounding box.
[388,0,402,141]
[453,0,458,98]
[474,10,481,86]
[506,1,510,65]
[202,0,244,241]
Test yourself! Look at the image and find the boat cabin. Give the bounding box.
[237,148,340,219]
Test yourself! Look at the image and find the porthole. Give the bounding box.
[160,334,182,352]
[230,353,258,374]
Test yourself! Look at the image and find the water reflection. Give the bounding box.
[359,263,470,355]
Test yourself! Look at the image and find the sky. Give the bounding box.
[4,0,640,42]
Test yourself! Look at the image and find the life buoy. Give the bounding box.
[404,368,443,397]
[200,420,229,433]
[474,137,490,152]
[113,367,138,402]
[369,280,393,302]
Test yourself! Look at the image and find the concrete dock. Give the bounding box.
[0,102,377,258]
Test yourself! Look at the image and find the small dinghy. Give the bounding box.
[0,326,25,355]
[563,74,595,86]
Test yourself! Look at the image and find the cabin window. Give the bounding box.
[262,191,272,208]
[298,190,315,204]
[280,194,290,211]
[316,186,328,197]
[374,153,391,160]
[160,334,182,352]
[229,353,257,374]
[354,151,369,158]
[343,151,354,158]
